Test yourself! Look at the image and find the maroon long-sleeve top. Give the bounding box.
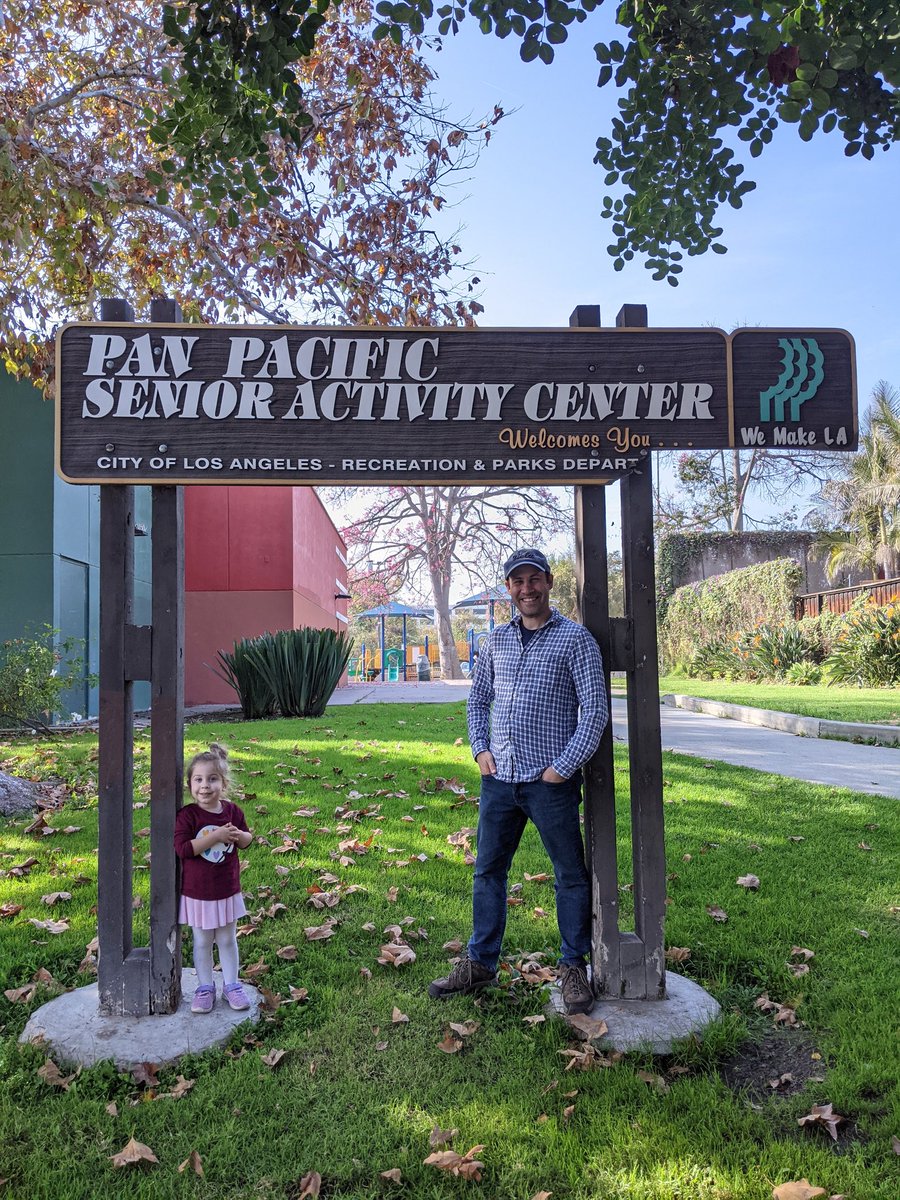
[173,800,249,901]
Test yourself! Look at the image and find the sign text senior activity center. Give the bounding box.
[56,323,857,485]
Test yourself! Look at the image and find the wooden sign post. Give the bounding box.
[96,298,184,1017]
[59,303,856,1015]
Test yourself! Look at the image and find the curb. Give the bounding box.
[661,694,900,747]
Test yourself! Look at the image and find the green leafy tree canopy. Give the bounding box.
[163,1,900,283]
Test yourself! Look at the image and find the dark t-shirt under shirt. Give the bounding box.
[174,800,249,901]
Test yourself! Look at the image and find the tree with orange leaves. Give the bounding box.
[0,0,502,390]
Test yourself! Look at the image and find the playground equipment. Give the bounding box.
[356,600,434,681]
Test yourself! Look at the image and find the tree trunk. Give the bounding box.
[429,569,462,680]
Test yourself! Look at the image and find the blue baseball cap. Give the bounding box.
[503,548,551,578]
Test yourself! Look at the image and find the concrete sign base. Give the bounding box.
[20,969,261,1070]
[550,970,721,1053]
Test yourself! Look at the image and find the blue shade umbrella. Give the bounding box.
[452,586,509,631]
[356,601,435,681]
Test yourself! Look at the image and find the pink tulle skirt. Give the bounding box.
[179,892,247,930]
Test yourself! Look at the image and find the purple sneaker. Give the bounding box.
[223,982,251,1011]
[191,984,216,1014]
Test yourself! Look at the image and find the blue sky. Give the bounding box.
[426,21,899,420]
[413,19,900,555]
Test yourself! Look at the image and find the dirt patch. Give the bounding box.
[720,1029,827,1100]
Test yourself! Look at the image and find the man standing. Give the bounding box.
[429,548,607,1014]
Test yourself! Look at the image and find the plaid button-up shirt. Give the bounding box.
[467,608,607,782]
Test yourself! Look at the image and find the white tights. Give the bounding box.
[191,921,240,987]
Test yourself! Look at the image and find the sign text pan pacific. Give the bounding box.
[56,324,857,485]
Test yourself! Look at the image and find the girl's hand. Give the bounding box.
[219,823,242,844]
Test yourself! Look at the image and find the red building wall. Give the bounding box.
[184,486,348,704]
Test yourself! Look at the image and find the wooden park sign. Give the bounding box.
[54,300,857,1025]
[57,322,857,486]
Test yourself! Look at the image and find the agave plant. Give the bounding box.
[211,636,278,720]
[244,628,354,718]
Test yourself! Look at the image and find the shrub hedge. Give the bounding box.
[214,627,353,719]
[659,557,803,671]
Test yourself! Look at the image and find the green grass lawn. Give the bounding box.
[1,704,898,1199]
[657,676,900,725]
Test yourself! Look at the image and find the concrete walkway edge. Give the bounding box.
[662,693,900,747]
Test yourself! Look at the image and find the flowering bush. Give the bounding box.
[688,621,820,681]
[825,599,900,686]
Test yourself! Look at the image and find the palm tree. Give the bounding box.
[815,382,900,581]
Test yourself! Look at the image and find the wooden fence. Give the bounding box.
[794,577,900,619]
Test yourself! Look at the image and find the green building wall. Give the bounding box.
[0,374,151,718]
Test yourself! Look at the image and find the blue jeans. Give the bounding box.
[467,773,591,970]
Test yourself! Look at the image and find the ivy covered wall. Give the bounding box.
[657,531,849,614]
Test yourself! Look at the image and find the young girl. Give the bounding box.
[174,743,253,1013]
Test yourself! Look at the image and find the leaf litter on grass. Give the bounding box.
[3,710,899,1198]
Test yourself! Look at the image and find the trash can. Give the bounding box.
[417,654,431,682]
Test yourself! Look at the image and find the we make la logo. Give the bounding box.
[759,337,824,423]
[737,331,852,449]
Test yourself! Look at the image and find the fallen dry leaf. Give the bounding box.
[37,1059,76,1090]
[40,891,72,905]
[530,1192,553,1200]
[637,1069,670,1093]
[558,1044,622,1071]
[448,1020,479,1037]
[178,1151,204,1177]
[304,924,335,941]
[771,1182,827,1200]
[798,1102,845,1141]
[276,945,298,960]
[665,946,691,963]
[790,946,815,961]
[296,1170,322,1198]
[160,1075,195,1100]
[110,1137,159,1168]
[786,962,810,977]
[26,917,70,934]
[423,1145,485,1182]
[4,984,37,1004]
[437,1033,463,1054]
[261,1048,287,1069]
[106,1101,118,1117]
[391,1007,409,1024]
[380,1167,402,1182]
[131,1061,160,1088]
[853,928,869,938]
[736,874,760,890]
[769,1073,794,1090]
[706,905,728,922]
[523,1014,546,1026]
[567,1014,608,1040]
[429,1126,457,1148]
[524,872,551,883]
[0,903,24,919]
[377,941,416,967]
